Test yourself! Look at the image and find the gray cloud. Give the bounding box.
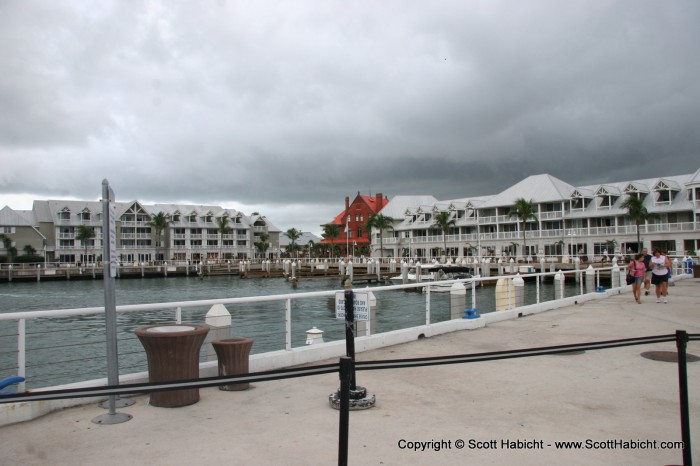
[1,0,699,234]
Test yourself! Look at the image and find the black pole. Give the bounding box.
[338,356,352,466]
[344,282,357,390]
[675,330,692,466]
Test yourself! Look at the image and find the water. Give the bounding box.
[0,275,590,388]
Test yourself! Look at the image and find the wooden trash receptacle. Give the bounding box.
[135,324,209,407]
[212,338,254,391]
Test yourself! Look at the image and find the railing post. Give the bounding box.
[18,319,26,393]
[285,298,292,351]
[675,330,692,466]
[425,285,431,325]
[176,307,182,324]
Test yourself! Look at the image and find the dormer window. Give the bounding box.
[652,180,680,206]
[58,210,71,221]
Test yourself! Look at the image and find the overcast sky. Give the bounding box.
[1,0,699,235]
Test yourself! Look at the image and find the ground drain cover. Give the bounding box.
[640,351,700,363]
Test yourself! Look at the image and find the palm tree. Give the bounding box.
[75,225,95,263]
[216,216,232,261]
[433,211,456,261]
[365,214,393,258]
[254,232,270,259]
[148,212,171,262]
[508,198,538,257]
[23,245,37,256]
[1,234,17,262]
[286,228,302,258]
[621,196,659,250]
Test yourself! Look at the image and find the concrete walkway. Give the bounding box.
[1,280,699,465]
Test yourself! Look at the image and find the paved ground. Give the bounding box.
[1,279,699,465]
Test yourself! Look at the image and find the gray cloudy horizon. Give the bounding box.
[1,0,699,235]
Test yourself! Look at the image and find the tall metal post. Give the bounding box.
[337,357,352,466]
[675,330,692,466]
[93,179,132,424]
[344,281,356,390]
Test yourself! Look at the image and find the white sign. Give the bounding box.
[335,291,370,321]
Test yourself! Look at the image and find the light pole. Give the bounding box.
[346,215,350,258]
[352,241,356,259]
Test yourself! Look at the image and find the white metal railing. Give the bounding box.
[1,264,667,392]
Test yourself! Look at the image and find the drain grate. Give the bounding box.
[640,351,700,363]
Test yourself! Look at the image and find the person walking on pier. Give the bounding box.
[642,247,653,296]
[628,253,646,304]
[650,248,671,303]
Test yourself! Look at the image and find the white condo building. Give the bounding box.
[0,200,281,264]
[371,170,700,261]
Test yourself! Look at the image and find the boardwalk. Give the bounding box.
[1,279,698,465]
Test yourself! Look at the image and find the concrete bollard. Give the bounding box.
[305,327,324,345]
[574,257,581,283]
[611,262,619,288]
[495,278,515,310]
[348,261,353,282]
[513,273,525,307]
[401,261,408,284]
[205,304,232,361]
[450,282,466,319]
[498,258,503,276]
[554,270,565,299]
[585,265,595,292]
[540,257,546,275]
[509,258,515,274]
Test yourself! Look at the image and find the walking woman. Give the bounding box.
[628,252,646,304]
[650,248,671,303]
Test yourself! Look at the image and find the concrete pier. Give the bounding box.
[1,279,698,465]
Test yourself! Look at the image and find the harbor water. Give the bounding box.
[0,274,587,388]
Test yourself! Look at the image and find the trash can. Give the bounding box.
[135,324,209,407]
[212,338,254,391]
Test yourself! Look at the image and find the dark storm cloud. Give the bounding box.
[1,0,699,234]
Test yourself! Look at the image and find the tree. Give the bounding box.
[621,196,659,250]
[365,214,393,258]
[216,216,232,261]
[148,212,171,262]
[1,234,17,262]
[508,198,538,256]
[286,228,302,258]
[75,225,95,263]
[254,232,270,259]
[433,211,456,261]
[23,245,37,256]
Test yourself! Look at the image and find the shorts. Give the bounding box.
[644,271,652,280]
[651,273,669,285]
[634,276,644,284]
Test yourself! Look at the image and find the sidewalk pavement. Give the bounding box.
[1,279,698,466]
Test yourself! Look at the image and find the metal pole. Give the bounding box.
[344,281,356,390]
[103,180,118,414]
[93,179,131,424]
[337,356,352,466]
[675,330,692,466]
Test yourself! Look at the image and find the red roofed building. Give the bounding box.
[321,192,388,256]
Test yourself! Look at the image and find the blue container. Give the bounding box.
[463,308,480,319]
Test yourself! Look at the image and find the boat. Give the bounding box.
[390,264,479,290]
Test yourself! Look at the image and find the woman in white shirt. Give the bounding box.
[650,248,671,303]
